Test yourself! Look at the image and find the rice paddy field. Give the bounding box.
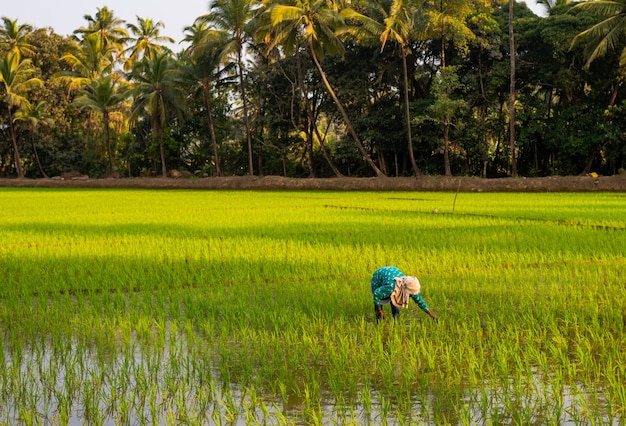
[0,188,625,425]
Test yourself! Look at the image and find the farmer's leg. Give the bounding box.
[391,303,400,318]
[374,303,384,320]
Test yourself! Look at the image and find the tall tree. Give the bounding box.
[129,52,187,177]
[124,17,174,71]
[572,0,626,70]
[58,35,117,91]
[264,0,386,177]
[74,6,128,59]
[426,66,466,175]
[14,101,54,178]
[377,0,426,175]
[0,50,44,178]
[73,75,128,175]
[536,0,572,15]
[425,0,475,68]
[571,0,626,172]
[183,21,235,176]
[572,0,626,105]
[0,17,36,57]
[256,4,343,177]
[509,0,517,177]
[200,0,257,175]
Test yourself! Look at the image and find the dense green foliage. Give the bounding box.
[1,0,626,179]
[0,188,625,424]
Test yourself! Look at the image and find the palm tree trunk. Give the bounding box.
[401,49,421,176]
[443,120,451,176]
[104,111,114,175]
[8,108,24,178]
[295,50,316,177]
[153,117,167,177]
[293,50,342,177]
[237,49,254,176]
[30,129,49,179]
[314,125,344,177]
[308,39,385,178]
[582,82,620,175]
[509,0,518,177]
[203,82,222,176]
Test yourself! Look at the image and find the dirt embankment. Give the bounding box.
[1,174,625,192]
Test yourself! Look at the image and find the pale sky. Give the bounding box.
[3,0,546,51]
[2,0,212,49]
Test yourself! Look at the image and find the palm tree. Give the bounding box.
[200,0,258,175]
[264,0,386,177]
[297,47,325,177]
[377,0,425,176]
[58,35,117,92]
[0,50,44,178]
[74,6,128,47]
[73,75,128,175]
[183,21,234,176]
[571,0,626,173]
[425,0,474,69]
[74,6,128,59]
[572,0,626,73]
[14,101,54,178]
[124,17,175,71]
[423,0,477,174]
[0,17,36,57]
[129,52,187,177]
[536,0,572,15]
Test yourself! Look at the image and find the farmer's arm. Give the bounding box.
[411,294,438,321]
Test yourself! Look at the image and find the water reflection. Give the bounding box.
[0,333,620,425]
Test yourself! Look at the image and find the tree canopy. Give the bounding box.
[1,0,625,179]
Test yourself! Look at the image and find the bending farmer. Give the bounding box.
[370,266,438,321]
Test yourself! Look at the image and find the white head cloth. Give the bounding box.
[390,276,421,308]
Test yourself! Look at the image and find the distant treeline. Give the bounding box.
[1,0,625,179]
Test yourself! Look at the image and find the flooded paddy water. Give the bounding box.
[1,326,623,424]
[0,324,622,425]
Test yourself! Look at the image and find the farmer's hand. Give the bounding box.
[375,305,384,320]
[426,310,438,322]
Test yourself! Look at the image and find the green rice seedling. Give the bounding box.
[1,189,625,423]
[359,382,373,419]
[379,394,391,425]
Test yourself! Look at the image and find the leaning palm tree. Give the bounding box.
[264,0,386,177]
[199,0,258,175]
[14,101,54,178]
[73,75,128,175]
[129,52,187,177]
[124,17,174,71]
[0,17,36,57]
[0,50,44,178]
